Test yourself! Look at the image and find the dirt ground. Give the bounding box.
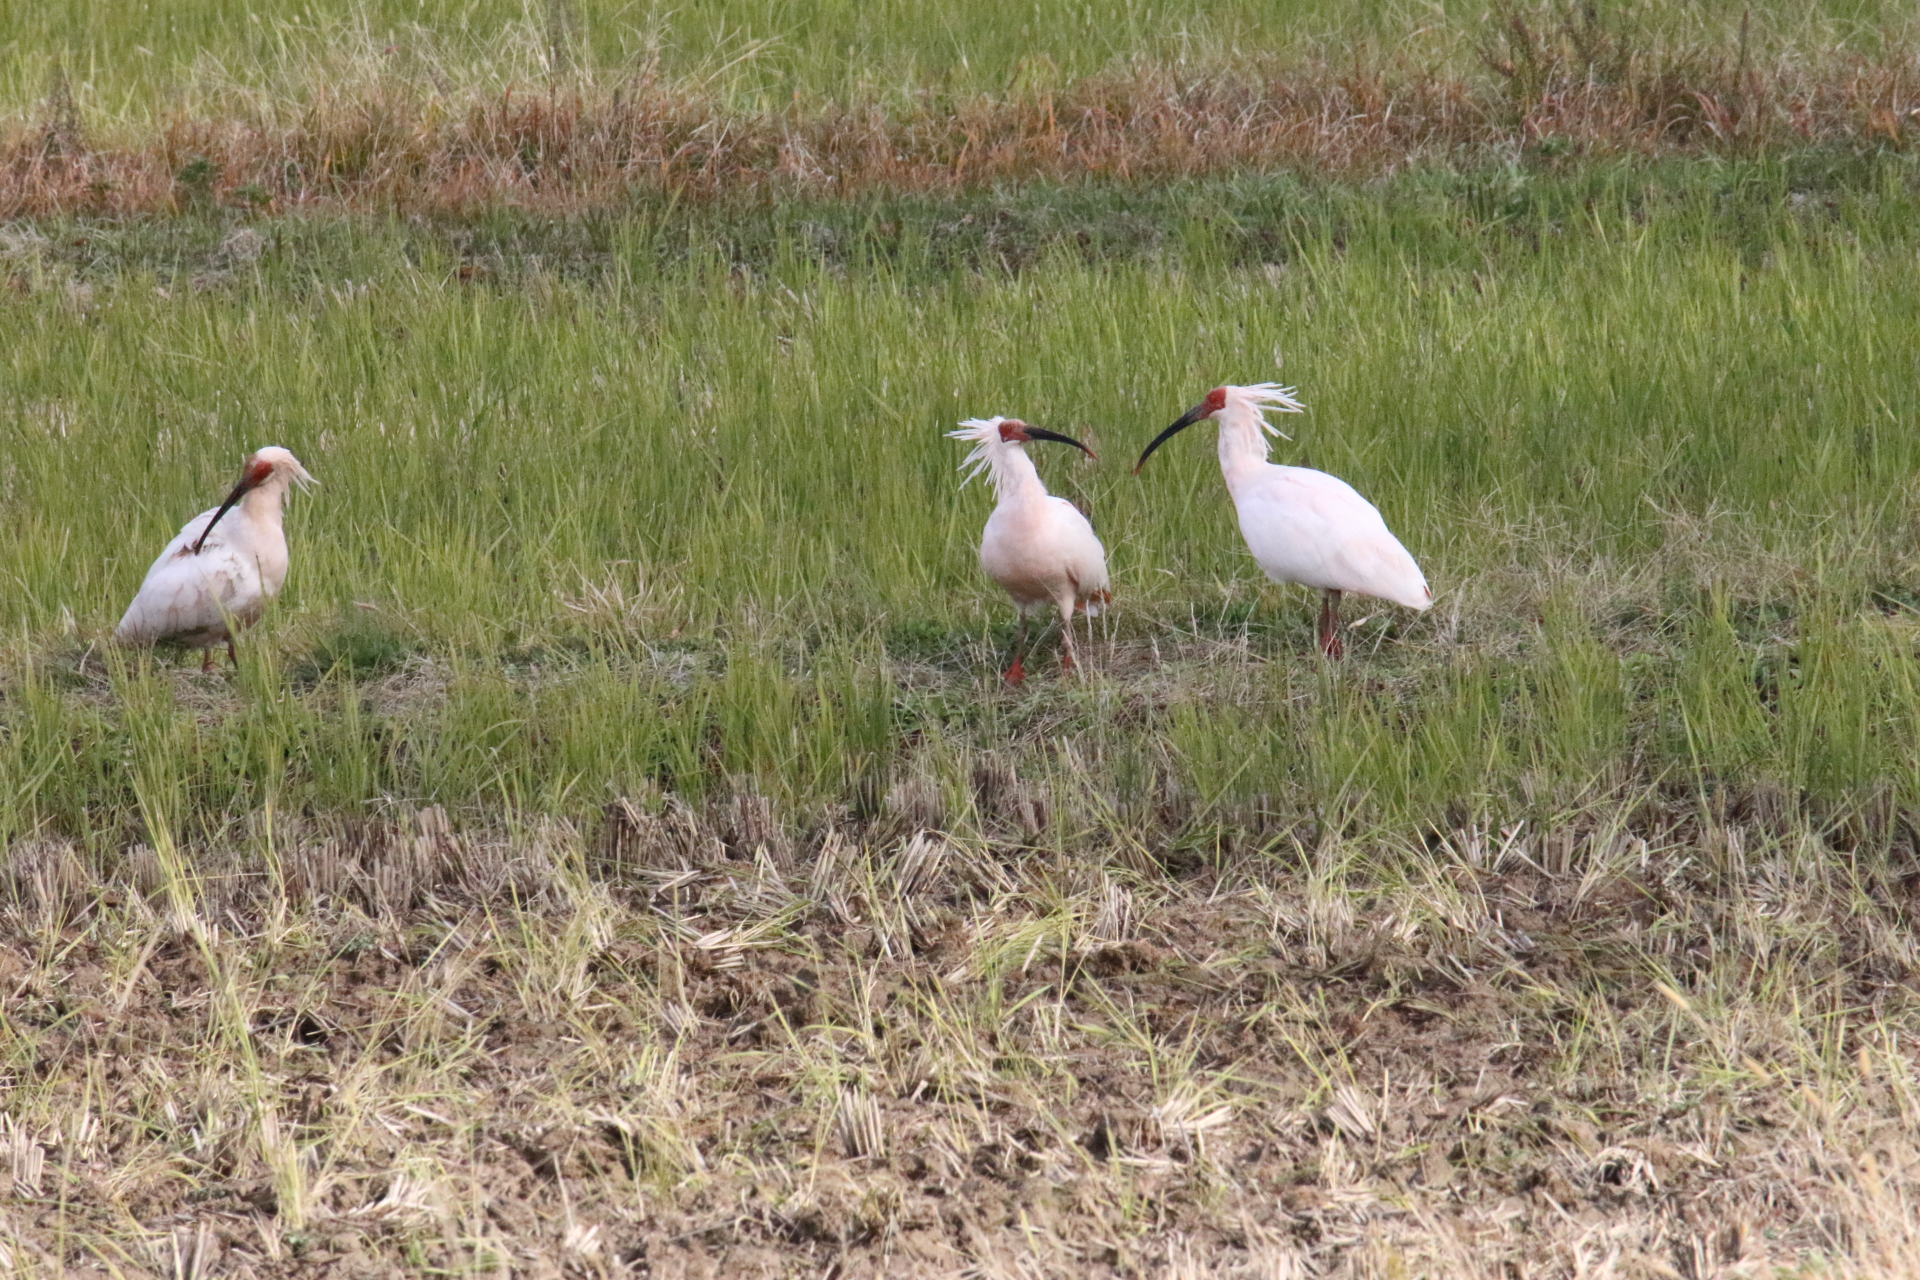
[5,797,1920,1278]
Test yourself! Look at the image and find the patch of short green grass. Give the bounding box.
[4,165,1920,852]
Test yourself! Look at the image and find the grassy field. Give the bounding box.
[7,166,1920,839]
[3,0,1917,218]
[5,164,1920,1275]
[6,2,1920,1274]
[6,0,1912,117]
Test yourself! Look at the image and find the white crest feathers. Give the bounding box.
[947,416,1010,488]
[1226,384,1306,440]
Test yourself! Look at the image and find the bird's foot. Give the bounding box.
[1319,633,1345,661]
[1003,658,1026,687]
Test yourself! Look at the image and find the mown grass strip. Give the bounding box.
[2,2,1916,216]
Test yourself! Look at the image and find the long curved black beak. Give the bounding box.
[1133,405,1206,475]
[190,475,257,555]
[1024,427,1098,461]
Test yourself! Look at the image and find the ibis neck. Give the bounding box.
[1214,409,1273,485]
[238,479,289,532]
[986,444,1050,506]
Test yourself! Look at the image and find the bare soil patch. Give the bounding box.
[5,798,1920,1276]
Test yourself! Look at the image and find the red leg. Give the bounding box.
[202,647,215,674]
[227,639,239,670]
[1058,605,1079,675]
[1003,614,1031,686]
[1318,589,1345,660]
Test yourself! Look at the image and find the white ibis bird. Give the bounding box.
[950,417,1110,685]
[1135,384,1429,658]
[115,447,317,670]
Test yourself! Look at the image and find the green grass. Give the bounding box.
[10,4,1920,1272]
[5,161,1920,852]
[6,68,1920,1268]
[4,0,1916,119]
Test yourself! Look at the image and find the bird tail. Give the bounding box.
[1078,588,1112,618]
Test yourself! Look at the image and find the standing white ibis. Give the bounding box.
[1134,384,1429,658]
[950,417,1110,685]
[115,447,317,670]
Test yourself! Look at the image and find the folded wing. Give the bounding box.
[115,509,266,646]
[1233,467,1430,610]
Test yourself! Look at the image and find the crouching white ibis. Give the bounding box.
[1135,384,1429,658]
[950,417,1110,684]
[115,446,318,670]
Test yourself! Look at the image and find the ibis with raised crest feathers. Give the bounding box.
[950,417,1110,684]
[1134,384,1429,658]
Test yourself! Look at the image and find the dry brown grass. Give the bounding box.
[4,27,1917,219]
[7,791,1920,1278]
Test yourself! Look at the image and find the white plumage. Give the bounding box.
[115,446,317,669]
[1135,384,1429,658]
[951,416,1110,684]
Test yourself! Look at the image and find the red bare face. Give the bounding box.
[993,419,1097,461]
[1201,387,1229,417]
[242,456,274,489]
